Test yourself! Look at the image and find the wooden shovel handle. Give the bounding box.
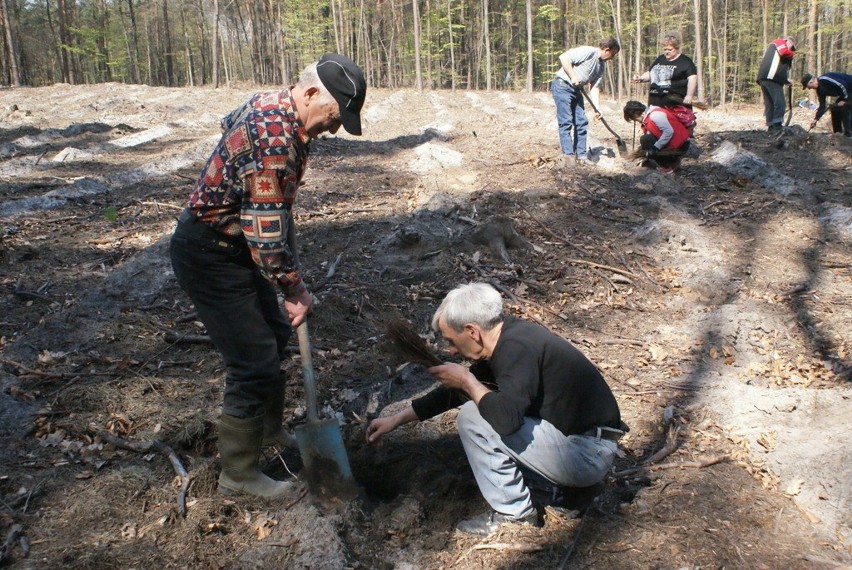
[297,321,318,423]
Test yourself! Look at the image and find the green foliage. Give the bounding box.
[2,0,850,100]
[104,206,118,223]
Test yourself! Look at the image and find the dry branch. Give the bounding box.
[647,454,729,471]
[455,541,544,564]
[613,424,682,478]
[162,332,299,353]
[565,258,638,279]
[93,428,191,518]
[557,515,588,570]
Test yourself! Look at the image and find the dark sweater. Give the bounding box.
[411,316,621,437]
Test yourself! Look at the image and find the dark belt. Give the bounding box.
[175,208,247,251]
[178,208,197,224]
[581,426,625,442]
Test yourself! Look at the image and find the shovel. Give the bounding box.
[784,83,793,127]
[579,87,628,157]
[294,320,357,498]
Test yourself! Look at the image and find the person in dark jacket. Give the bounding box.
[756,37,796,133]
[366,283,625,537]
[802,72,852,137]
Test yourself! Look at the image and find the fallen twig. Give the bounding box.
[137,200,184,211]
[644,424,680,464]
[455,541,544,564]
[13,279,51,303]
[556,515,588,570]
[486,279,556,327]
[647,454,729,471]
[0,359,109,382]
[93,428,191,518]
[565,258,638,279]
[163,332,301,353]
[613,425,682,478]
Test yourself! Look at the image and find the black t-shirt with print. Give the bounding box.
[648,53,698,106]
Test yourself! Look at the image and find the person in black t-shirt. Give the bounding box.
[633,32,698,107]
[366,283,625,537]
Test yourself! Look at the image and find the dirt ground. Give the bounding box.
[0,83,850,569]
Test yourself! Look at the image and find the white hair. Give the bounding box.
[296,62,336,107]
[431,282,504,332]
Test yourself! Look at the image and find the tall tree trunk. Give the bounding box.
[330,0,341,53]
[181,6,194,86]
[57,0,72,83]
[634,0,641,99]
[608,0,624,100]
[426,0,432,88]
[720,0,728,108]
[212,0,220,87]
[525,0,532,92]
[448,0,456,90]
[413,0,423,89]
[806,0,817,75]
[127,0,140,83]
[277,0,289,85]
[96,0,111,81]
[482,0,491,90]
[706,0,713,104]
[1,0,21,85]
[694,0,704,100]
[162,0,174,85]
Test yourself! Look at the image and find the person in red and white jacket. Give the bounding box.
[623,100,692,174]
[756,37,796,133]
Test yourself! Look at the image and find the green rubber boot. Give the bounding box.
[217,414,293,498]
[261,391,298,449]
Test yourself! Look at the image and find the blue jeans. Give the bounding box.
[551,78,589,158]
[170,214,292,419]
[456,401,617,519]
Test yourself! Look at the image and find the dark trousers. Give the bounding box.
[758,80,786,127]
[830,104,852,136]
[639,133,685,169]
[170,214,292,418]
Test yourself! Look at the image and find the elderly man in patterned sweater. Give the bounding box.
[170,54,366,499]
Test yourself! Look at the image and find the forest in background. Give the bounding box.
[0,0,850,106]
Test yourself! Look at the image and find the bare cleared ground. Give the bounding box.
[0,83,850,569]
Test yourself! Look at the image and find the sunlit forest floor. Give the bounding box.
[0,84,850,569]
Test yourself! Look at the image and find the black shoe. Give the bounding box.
[456,510,541,537]
[525,473,605,513]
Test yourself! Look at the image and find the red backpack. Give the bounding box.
[667,105,697,129]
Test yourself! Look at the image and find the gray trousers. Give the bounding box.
[758,80,786,126]
[456,401,617,519]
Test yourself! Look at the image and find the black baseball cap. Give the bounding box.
[801,73,813,89]
[316,53,367,136]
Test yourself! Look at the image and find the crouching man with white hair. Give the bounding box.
[367,282,627,536]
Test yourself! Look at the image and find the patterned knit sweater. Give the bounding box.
[185,90,310,297]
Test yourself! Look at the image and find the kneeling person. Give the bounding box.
[624,100,692,174]
[366,283,625,536]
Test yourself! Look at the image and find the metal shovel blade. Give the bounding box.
[295,321,357,499]
[295,419,357,499]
